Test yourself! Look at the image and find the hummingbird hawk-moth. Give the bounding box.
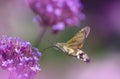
[54,26,90,63]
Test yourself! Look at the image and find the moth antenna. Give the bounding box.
[47,40,55,45]
[42,45,56,52]
[42,40,58,53]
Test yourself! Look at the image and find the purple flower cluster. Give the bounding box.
[26,0,85,32]
[0,35,41,79]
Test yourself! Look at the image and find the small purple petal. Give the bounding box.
[54,8,62,16]
[35,2,41,8]
[46,4,54,12]
[52,22,65,31]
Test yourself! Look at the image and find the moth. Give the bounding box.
[54,26,90,63]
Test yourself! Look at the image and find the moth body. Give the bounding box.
[54,43,90,63]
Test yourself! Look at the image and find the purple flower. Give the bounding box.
[26,0,85,32]
[0,35,42,79]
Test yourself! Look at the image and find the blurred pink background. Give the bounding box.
[0,0,120,79]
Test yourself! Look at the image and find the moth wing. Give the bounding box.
[66,26,90,49]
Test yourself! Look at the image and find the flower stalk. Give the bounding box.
[35,27,47,47]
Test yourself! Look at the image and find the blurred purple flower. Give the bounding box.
[0,35,42,79]
[26,0,85,32]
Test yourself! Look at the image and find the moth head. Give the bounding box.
[54,43,67,52]
[54,43,65,48]
[77,50,90,63]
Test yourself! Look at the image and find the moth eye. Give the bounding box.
[54,46,60,50]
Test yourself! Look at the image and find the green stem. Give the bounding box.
[34,28,47,47]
